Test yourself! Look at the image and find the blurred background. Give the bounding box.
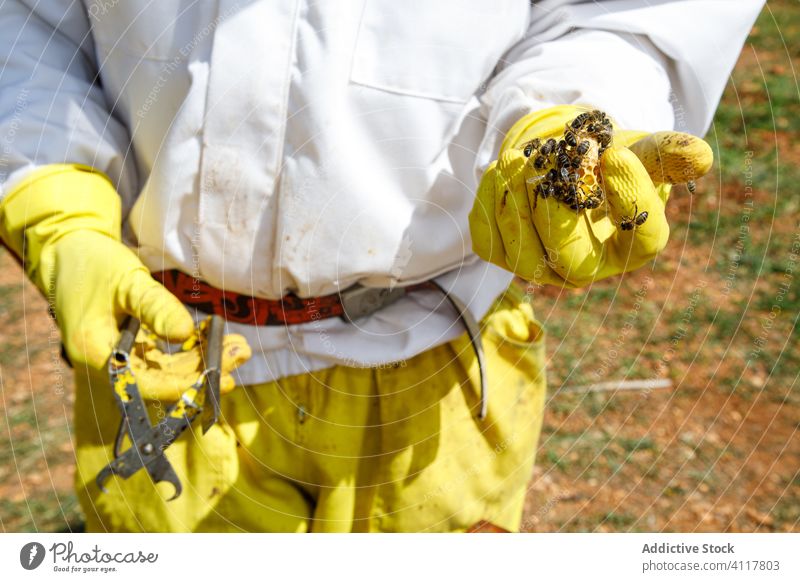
[1,0,798,532]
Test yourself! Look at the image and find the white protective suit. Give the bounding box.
[0,0,764,384]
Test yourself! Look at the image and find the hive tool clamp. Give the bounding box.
[95,315,224,500]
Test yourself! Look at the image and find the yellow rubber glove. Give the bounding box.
[0,165,196,369]
[469,106,713,287]
[129,320,252,401]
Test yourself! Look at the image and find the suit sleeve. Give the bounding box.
[475,0,764,177]
[0,0,137,200]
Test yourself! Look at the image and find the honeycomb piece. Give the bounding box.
[521,110,613,212]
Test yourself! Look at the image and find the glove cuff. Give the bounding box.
[0,164,121,286]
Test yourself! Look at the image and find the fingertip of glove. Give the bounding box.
[152,307,195,344]
[223,333,252,368]
[169,311,196,342]
[220,375,237,395]
[600,144,634,171]
[601,146,655,207]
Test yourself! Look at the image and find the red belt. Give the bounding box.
[153,269,489,420]
[152,269,434,326]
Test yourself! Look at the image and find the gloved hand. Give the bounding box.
[469,106,713,287]
[128,319,252,401]
[0,165,246,379]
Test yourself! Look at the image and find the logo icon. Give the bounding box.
[20,542,46,570]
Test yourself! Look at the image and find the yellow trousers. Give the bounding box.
[74,286,547,532]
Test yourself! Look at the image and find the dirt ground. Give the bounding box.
[1,2,798,532]
[0,245,797,533]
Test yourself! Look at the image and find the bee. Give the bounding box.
[557,152,570,168]
[582,110,610,132]
[592,110,610,123]
[564,130,578,147]
[687,180,696,194]
[532,182,545,207]
[576,140,591,156]
[571,112,591,129]
[540,138,557,156]
[596,132,613,155]
[584,187,604,209]
[559,166,570,181]
[538,182,554,199]
[583,196,600,209]
[534,155,547,169]
[523,141,535,157]
[546,168,558,182]
[619,203,649,231]
[571,157,582,169]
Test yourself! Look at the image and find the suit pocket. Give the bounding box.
[350,0,528,103]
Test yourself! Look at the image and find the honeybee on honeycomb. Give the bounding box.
[524,109,613,213]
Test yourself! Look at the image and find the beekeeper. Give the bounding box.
[0,1,763,532]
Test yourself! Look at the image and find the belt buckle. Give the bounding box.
[339,284,405,322]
